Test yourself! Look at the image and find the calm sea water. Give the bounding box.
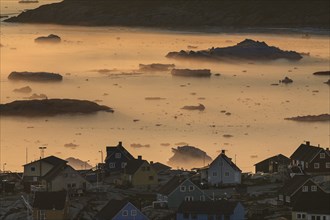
[0,0,329,172]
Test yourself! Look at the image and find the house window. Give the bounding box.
[180,186,186,192]
[185,196,193,201]
[189,185,195,191]
[212,172,217,176]
[122,210,128,216]
[225,172,229,176]
[72,183,76,188]
[306,162,308,168]
[314,163,320,169]
[285,196,290,203]
[31,167,36,172]
[279,195,283,201]
[320,153,325,158]
[149,176,154,180]
[200,195,205,201]
[115,153,121,158]
[109,163,115,168]
[131,210,137,216]
[326,162,330,168]
[121,162,127,168]
[39,210,46,220]
[302,186,308,192]
[311,185,317,192]
[297,213,301,219]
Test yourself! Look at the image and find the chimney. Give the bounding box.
[306,141,310,146]
[326,148,329,151]
[221,150,226,154]
[118,141,122,147]
[138,155,142,160]
[150,161,153,164]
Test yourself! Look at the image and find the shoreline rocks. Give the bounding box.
[0,99,113,116]
[280,76,293,84]
[167,39,302,61]
[8,71,63,82]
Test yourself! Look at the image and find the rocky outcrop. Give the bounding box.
[171,69,211,77]
[182,104,205,111]
[8,71,63,82]
[167,39,302,61]
[280,76,293,84]
[285,114,330,122]
[313,71,330,76]
[4,0,330,29]
[139,63,175,72]
[0,99,113,116]
[324,79,330,85]
[34,34,61,43]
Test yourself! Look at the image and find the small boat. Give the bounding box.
[19,0,39,3]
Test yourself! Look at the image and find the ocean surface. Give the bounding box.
[0,0,329,172]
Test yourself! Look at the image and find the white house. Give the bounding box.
[201,150,241,186]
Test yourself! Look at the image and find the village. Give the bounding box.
[0,141,329,220]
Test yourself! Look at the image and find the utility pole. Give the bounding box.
[39,147,47,159]
[26,147,28,164]
[98,150,103,163]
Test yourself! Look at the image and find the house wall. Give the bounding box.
[112,202,148,220]
[24,162,54,180]
[105,147,132,173]
[33,209,66,220]
[176,202,245,220]
[305,149,330,174]
[48,166,90,191]
[292,211,330,220]
[255,161,270,173]
[208,157,241,186]
[131,161,158,187]
[167,180,209,209]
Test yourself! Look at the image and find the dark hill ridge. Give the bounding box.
[5,0,330,29]
[0,99,113,116]
[166,39,302,61]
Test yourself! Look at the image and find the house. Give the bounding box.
[151,162,171,174]
[157,176,210,209]
[292,192,330,220]
[42,164,90,193]
[122,156,158,188]
[278,175,326,206]
[290,141,330,175]
[201,150,241,187]
[176,200,245,220]
[23,156,67,192]
[95,199,148,220]
[105,142,135,173]
[32,190,68,220]
[254,154,290,174]
[23,156,89,193]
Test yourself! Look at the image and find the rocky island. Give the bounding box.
[313,71,330,76]
[34,34,61,43]
[167,39,302,61]
[0,99,113,116]
[139,63,175,72]
[285,114,330,122]
[8,71,63,82]
[171,69,211,77]
[4,0,329,29]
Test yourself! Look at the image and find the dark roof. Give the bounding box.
[106,142,134,160]
[24,156,67,167]
[210,153,241,172]
[293,193,330,214]
[96,199,130,220]
[158,176,189,195]
[151,162,171,173]
[178,200,240,215]
[124,159,146,175]
[290,143,322,162]
[278,175,311,195]
[254,154,290,166]
[33,190,67,210]
[43,164,72,181]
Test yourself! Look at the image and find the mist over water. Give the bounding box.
[1,1,329,172]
